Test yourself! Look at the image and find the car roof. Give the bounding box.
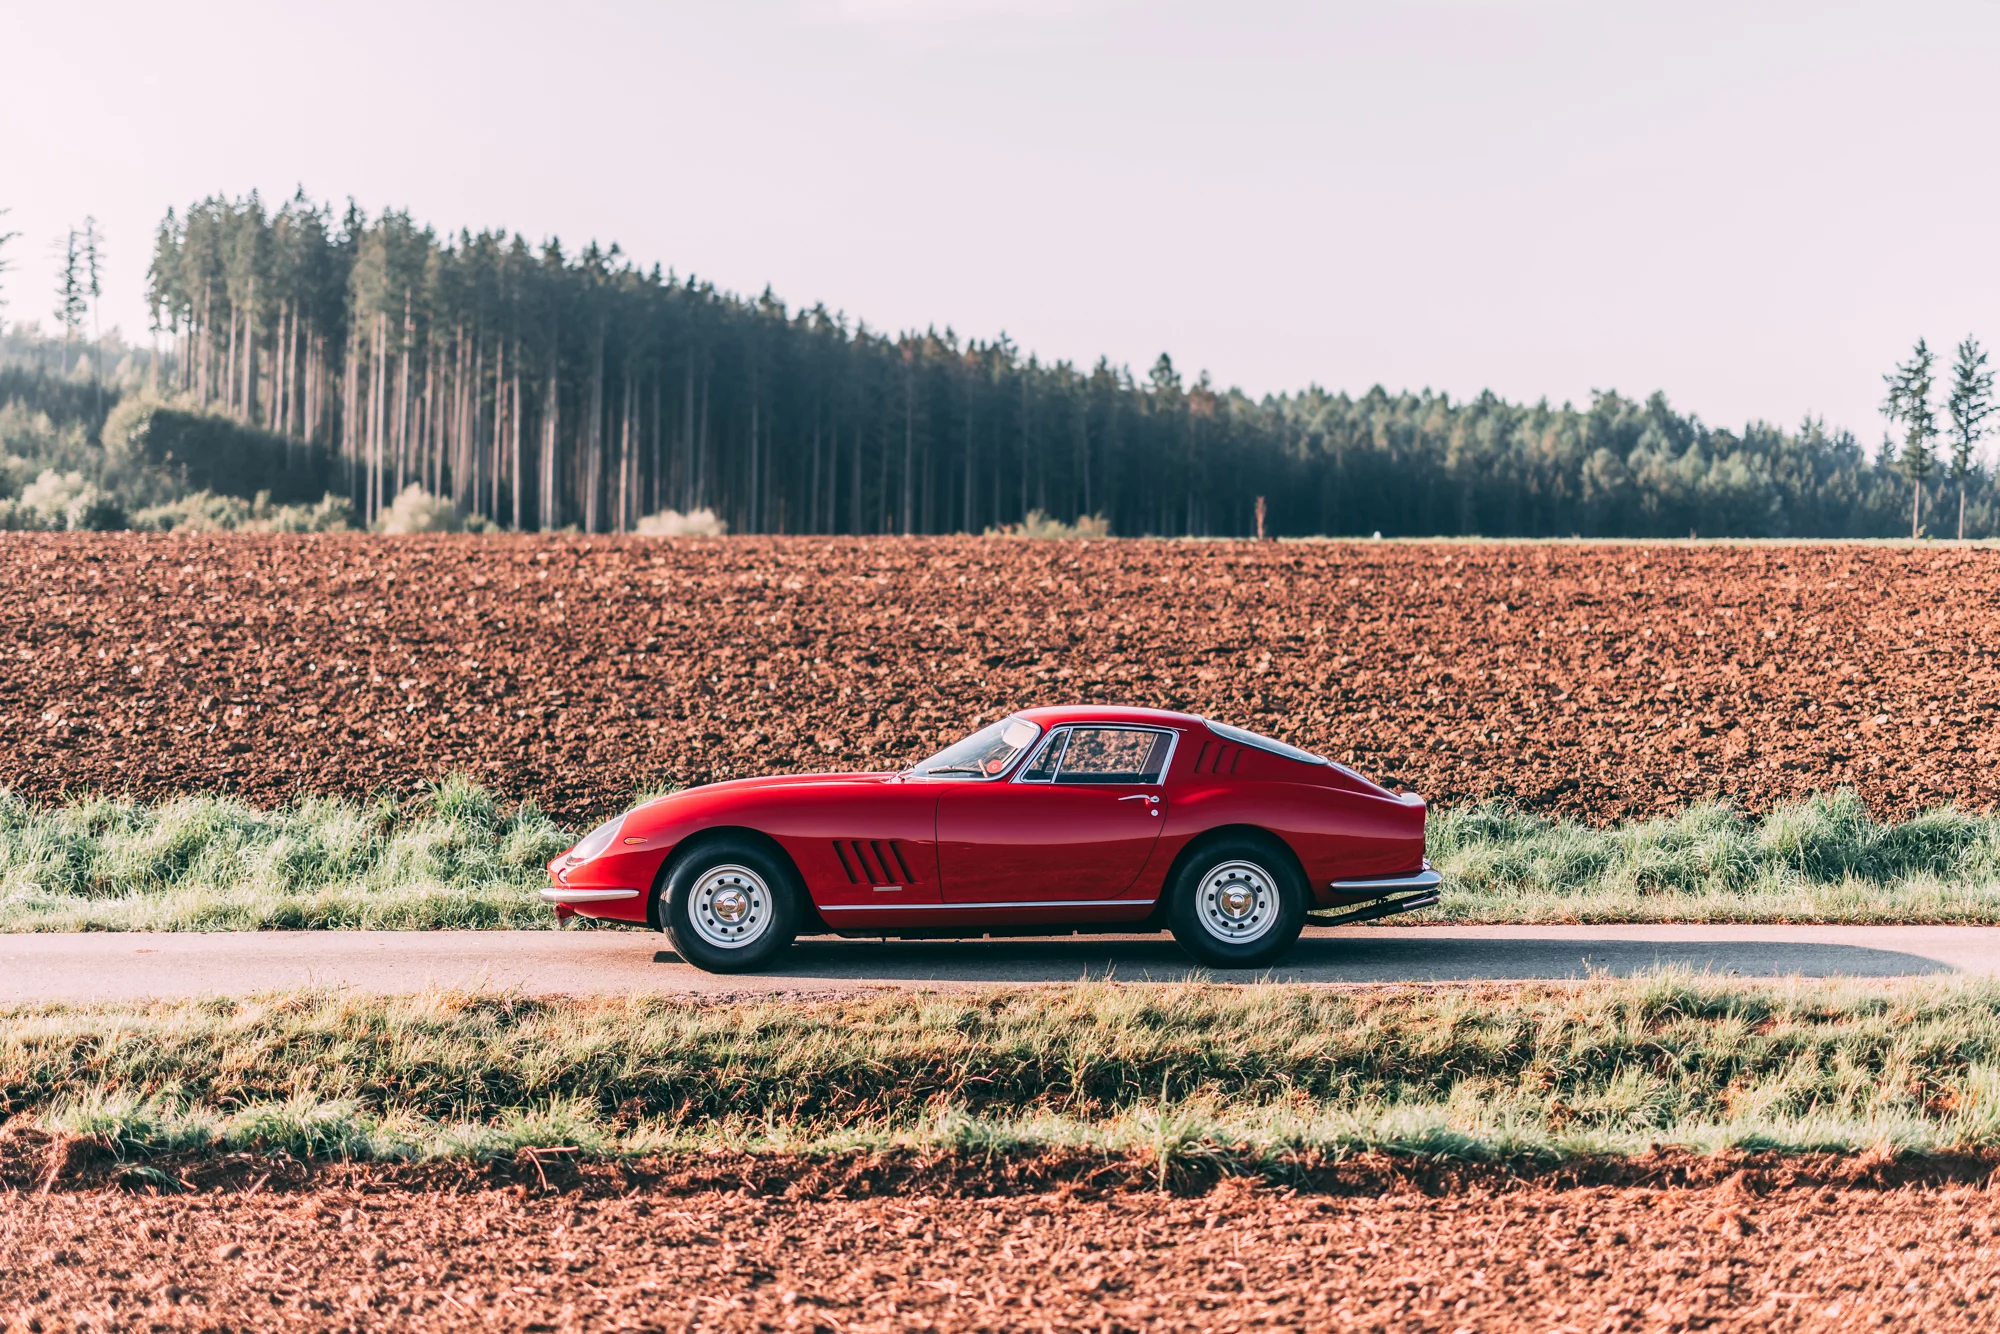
[1012,704,1208,731]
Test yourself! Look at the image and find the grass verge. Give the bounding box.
[6,975,2000,1171]
[0,776,569,930]
[1428,790,2000,923]
[2,781,1999,929]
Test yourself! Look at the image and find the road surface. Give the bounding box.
[1,924,1995,1002]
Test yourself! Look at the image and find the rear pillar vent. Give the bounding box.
[1196,742,1239,775]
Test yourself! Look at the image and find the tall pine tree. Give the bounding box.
[1947,336,1993,541]
[53,227,86,375]
[0,207,20,335]
[82,217,105,408]
[1883,338,1938,539]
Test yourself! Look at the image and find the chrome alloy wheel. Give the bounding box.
[1196,860,1279,943]
[688,864,773,950]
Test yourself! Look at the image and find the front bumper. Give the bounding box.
[538,887,642,904]
[541,837,662,925]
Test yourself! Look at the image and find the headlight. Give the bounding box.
[566,814,627,863]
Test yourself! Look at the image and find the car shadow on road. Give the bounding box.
[653,934,1960,984]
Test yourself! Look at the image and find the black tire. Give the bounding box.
[1165,834,1308,969]
[657,835,801,973]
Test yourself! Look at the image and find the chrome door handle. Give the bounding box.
[1118,794,1161,804]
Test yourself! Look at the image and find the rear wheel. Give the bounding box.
[1166,836,1308,968]
[658,837,801,973]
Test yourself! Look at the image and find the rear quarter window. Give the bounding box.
[1203,720,1328,767]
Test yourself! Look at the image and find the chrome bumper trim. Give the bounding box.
[818,898,1152,912]
[1328,861,1441,894]
[539,888,642,904]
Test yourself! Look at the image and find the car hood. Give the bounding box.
[612,769,908,842]
[642,770,905,804]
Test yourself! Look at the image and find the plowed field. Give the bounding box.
[2,534,1994,821]
[8,1157,2000,1333]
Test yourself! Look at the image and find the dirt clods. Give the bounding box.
[3,534,1994,821]
[4,1173,1999,1332]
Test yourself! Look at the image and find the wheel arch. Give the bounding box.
[649,826,823,933]
[1149,823,1309,923]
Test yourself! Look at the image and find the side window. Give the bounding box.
[1017,729,1070,783]
[1052,728,1171,785]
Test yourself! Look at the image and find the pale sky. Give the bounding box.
[4,0,1997,446]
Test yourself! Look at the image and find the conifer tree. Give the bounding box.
[0,207,20,335]
[54,227,87,374]
[82,217,105,406]
[1883,338,1938,539]
[1947,336,1993,540]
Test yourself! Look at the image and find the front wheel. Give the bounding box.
[1165,837,1308,969]
[658,837,801,973]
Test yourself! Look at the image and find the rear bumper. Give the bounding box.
[1311,860,1441,926]
[1328,860,1440,895]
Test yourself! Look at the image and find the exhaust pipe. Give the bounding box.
[1308,888,1440,927]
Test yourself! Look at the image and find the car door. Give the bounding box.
[935,725,1175,904]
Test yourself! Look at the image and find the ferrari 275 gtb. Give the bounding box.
[543,705,1436,971]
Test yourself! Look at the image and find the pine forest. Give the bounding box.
[116,191,1999,540]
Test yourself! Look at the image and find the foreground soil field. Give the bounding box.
[7,1160,2000,1332]
[2,534,1994,821]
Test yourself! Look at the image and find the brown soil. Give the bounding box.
[5,1149,1999,1333]
[3,534,1995,821]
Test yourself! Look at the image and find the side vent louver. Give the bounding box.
[833,839,921,885]
[1193,742,1242,776]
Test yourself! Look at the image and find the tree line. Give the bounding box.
[88,190,1989,539]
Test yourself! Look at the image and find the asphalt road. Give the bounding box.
[1,925,1996,1002]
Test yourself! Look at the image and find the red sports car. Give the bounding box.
[543,706,1436,972]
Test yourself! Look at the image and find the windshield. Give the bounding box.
[910,716,1042,779]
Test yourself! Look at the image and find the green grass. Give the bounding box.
[0,776,571,930]
[1428,790,2000,923]
[2,780,1999,930]
[9,975,2000,1168]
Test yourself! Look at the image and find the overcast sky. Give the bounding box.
[4,0,1997,445]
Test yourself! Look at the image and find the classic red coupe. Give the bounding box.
[543,705,1435,972]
